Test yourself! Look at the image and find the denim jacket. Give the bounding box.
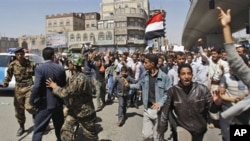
[129,69,172,109]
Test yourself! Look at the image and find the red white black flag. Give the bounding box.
[145,12,165,40]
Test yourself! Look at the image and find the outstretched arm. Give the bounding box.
[217,6,250,88]
[217,7,233,44]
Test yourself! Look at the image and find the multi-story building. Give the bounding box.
[45,0,150,52]
[0,37,18,53]
[100,0,149,51]
[67,12,102,50]
[45,12,100,50]
[46,13,85,34]
[18,35,46,55]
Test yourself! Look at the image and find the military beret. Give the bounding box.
[14,47,24,54]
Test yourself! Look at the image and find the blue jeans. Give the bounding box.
[118,95,128,120]
[107,75,117,100]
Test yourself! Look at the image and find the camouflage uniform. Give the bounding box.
[2,59,37,125]
[52,67,98,141]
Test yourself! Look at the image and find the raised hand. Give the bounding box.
[197,38,203,45]
[217,7,231,27]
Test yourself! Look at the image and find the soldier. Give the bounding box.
[46,53,99,141]
[1,47,37,136]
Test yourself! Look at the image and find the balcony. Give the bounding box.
[115,29,127,35]
[127,39,145,44]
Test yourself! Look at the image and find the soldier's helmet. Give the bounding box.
[69,53,85,67]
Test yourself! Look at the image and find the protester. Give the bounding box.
[168,51,186,85]
[93,55,106,112]
[198,38,229,128]
[157,63,221,141]
[123,53,172,141]
[111,66,136,126]
[218,55,249,141]
[217,6,250,125]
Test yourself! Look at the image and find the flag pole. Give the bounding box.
[160,0,163,52]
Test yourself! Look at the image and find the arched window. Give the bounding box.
[106,32,112,40]
[98,32,105,40]
[70,34,75,42]
[83,33,88,41]
[90,33,95,41]
[60,20,64,26]
[76,33,81,41]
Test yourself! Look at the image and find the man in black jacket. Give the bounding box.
[30,47,66,141]
[157,63,221,141]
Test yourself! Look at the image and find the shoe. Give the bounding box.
[16,125,25,136]
[106,99,113,104]
[95,107,102,112]
[134,104,139,109]
[116,119,125,127]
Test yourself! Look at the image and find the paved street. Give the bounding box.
[0,90,222,141]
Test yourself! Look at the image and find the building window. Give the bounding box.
[48,22,52,27]
[91,24,95,27]
[70,34,75,42]
[106,32,112,40]
[66,21,70,26]
[83,33,88,41]
[98,22,104,29]
[76,33,81,41]
[128,18,135,26]
[131,8,136,13]
[60,21,64,26]
[107,21,114,28]
[53,21,57,26]
[86,24,90,28]
[98,32,105,40]
[90,33,95,41]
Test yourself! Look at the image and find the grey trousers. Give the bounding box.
[142,108,164,141]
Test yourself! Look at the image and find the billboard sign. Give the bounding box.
[46,33,67,48]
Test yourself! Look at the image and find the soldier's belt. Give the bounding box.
[16,82,33,87]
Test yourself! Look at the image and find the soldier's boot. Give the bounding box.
[16,124,25,136]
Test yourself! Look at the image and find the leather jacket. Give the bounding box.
[159,82,212,135]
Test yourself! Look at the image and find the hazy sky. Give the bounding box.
[0,0,191,45]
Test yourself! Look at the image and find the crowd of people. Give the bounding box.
[1,6,250,141]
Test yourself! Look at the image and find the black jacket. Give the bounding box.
[159,82,213,135]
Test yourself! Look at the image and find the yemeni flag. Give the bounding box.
[145,12,165,40]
